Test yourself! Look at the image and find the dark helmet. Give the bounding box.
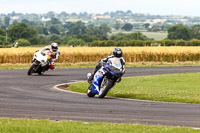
[112,47,122,57]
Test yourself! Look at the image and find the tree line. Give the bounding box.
[0,17,152,47]
[1,17,200,47]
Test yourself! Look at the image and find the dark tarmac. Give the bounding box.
[1,66,200,127]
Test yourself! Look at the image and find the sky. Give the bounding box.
[1,0,200,16]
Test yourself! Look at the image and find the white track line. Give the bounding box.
[53,80,86,95]
[53,80,196,105]
[53,81,200,129]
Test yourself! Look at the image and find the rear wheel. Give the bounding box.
[27,64,37,75]
[98,77,112,98]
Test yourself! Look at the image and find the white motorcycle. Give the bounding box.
[27,51,54,75]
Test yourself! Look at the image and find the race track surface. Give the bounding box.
[1,66,200,128]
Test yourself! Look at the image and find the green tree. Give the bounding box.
[39,35,48,45]
[0,28,5,36]
[143,23,150,29]
[114,22,121,30]
[85,25,100,35]
[110,32,150,41]
[76,34,103,42]
[46,11,56,18]
[148,26,160,32]
[0,36,5,45]
[68,24,86,35]
[4,16,10,28]
[128,32,149,40]
[50,18,62,25]
[168,25,191,40]
[99,24,111,36]
[0,18,2,26]
[121,23,133,31]
[68,38,86,46]
[190,24,200,39]
[45,18,62,27]
[161,24,171,31]
[43,27,49,35]
[49,26,60,34]
[15,39,31,46]
[21,19,38,28]
[35,25,44,34]
[12,20,18,26]
[64,22,75,30]
[47,34,61,42]
[7,23,39,44]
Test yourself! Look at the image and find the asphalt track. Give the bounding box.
[1,66,200,128]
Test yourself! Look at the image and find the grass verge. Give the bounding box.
[0,118,199,133]
[67,73,200,104]
[1,62,200,69]
[0,63,96,69]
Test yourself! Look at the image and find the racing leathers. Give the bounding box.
[39,45,60,69]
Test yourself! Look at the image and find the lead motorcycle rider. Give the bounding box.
[38,42,60,70]
[88,47,125,83]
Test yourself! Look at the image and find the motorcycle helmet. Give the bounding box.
[112,47,122,57]
[50,43,58,53]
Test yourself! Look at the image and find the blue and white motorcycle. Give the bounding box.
[87,57,124,98]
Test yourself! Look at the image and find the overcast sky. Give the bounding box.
[1,0,200,16]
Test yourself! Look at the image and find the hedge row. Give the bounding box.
[87,39,200,47]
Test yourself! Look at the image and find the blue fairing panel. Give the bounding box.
[91,68,105,94]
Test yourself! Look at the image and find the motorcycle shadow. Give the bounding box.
[87,96,116,100]
[29,74,67,77]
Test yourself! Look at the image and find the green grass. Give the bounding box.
[111,30,168,40]
[1,62,200,69]
[68,73,200,103]
[0,118,199,133]
[0,65,30,69]
[141,31,168,40]
[0,64,96,69]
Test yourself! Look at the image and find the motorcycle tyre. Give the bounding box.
[38,70,44,75]
[27,64,36,75]
[98,78,112,98]
[87,86,96,97]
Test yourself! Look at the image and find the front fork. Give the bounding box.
[33,60,41,72]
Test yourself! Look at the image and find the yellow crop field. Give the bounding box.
[1,47,200,64]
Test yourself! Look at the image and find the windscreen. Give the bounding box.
[108,57,122,69]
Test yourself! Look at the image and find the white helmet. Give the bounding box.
[50,43,58,53]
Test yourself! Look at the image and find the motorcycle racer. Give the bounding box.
[88,47,125,83]
[39,42,60,69]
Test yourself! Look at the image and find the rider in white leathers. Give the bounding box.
[39,43,60,69]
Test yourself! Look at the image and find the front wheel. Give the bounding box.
[87,86,96,97]
[98,77,113,98]
[27,63,37,75]
[38,68,45,75]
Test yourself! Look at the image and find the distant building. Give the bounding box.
[41,17,51,22]
[92,15,111,20]
[125,18,134,23]
[152,19,167,23]
[116,19,124,23]
[11,16,19,20]
[173,19,188,22]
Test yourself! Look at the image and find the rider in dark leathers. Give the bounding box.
[88,47,125,83]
